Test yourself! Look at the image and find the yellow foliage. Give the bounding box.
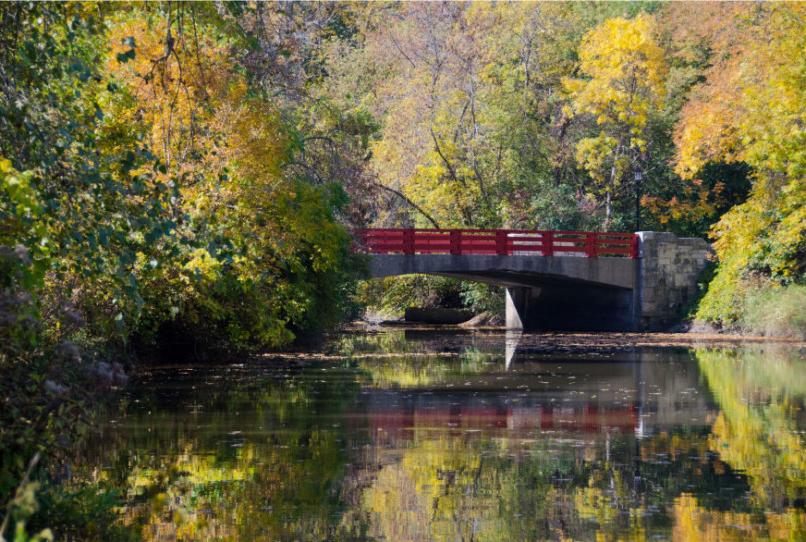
[696,347,806,508]
[677,4,806,324]
[673,493,805,542]
[107,15,232,173]
[182,248,221,283]
[106,11,290,206]
[564,14,667,216]
[565,14,666,122]
[675,4,806,180]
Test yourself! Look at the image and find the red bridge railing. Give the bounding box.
[357,229,638,258]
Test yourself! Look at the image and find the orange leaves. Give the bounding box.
[673,57,745,179]
[105,8,293,217]
[641,183,715,226]
[106,12,235,176]
[673,3,806,180]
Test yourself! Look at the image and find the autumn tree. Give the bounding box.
[670,3,805,327]
[322,2,677,313]
[102,3,360,350]
[564,14,667,230]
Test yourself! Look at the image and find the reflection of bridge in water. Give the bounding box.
[358,335,714,443]
[368,401,639,434]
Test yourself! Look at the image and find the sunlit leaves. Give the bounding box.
[672,4,806,325]
[563,14,667,227]
[98,5,359,350]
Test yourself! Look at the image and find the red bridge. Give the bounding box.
[358,228,638,258]
[357,229,709,332]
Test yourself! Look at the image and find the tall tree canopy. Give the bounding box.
[669,2,805,325]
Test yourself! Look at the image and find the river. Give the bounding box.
[68,328,804,541]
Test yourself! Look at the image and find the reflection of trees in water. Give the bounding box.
[358,427,762,541]
[355,346,805,541]
[58,343,806,541]
[684,346,806,541]
[673,493,805,542]
[357,350,495,388]
[696,347,805,509]
[333,329,507,364]
[67,363,371,541]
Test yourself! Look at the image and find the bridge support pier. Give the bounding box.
[505,287,529,330]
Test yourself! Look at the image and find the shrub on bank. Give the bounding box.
[742,284,806,339]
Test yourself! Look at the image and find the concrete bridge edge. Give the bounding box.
[504,232,711,331]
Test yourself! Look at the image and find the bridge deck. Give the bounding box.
[367,253,636,290]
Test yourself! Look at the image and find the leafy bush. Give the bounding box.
[356,276,466,318]
[27,484,140,542]
[459,282,504,315]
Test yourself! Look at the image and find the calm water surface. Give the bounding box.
[77,330,805,541]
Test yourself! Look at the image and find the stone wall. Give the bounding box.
[636,232,711,330]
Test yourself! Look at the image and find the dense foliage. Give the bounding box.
[322,2,802,329]
[0,2,363,538]
[0,1,803,538]
[669,3,805,329]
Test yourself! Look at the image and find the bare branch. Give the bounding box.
[430,128,463,186]
[372,181,441,228]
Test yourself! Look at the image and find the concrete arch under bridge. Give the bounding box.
[359,229,710,332]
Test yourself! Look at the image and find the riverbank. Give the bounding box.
[249,325,805,366]
[347,322,806,346]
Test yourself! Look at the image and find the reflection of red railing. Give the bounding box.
[358,229,639,258]
[368,404,638,435]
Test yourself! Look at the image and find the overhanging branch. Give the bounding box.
[372,181,441,228]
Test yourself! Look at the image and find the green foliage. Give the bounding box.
[356,276,465,317]
[8,523,52,542]
[459,282,503,315]
[0,1,362,354]
[0,2,363,538]
[26,484,139,542]
[1,1,804,536]
[0,160,48,356]
[135,177,360,353]
[672,4,805,327]
[356,276,500,320]
[741,284,806,339]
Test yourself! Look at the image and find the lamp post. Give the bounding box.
[634,170,643,231]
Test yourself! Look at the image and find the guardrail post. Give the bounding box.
[543,231,553,257]
[404,228,415,254]
[587,232,598,258]
[496,230,507,255]
[450,230,461,255]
